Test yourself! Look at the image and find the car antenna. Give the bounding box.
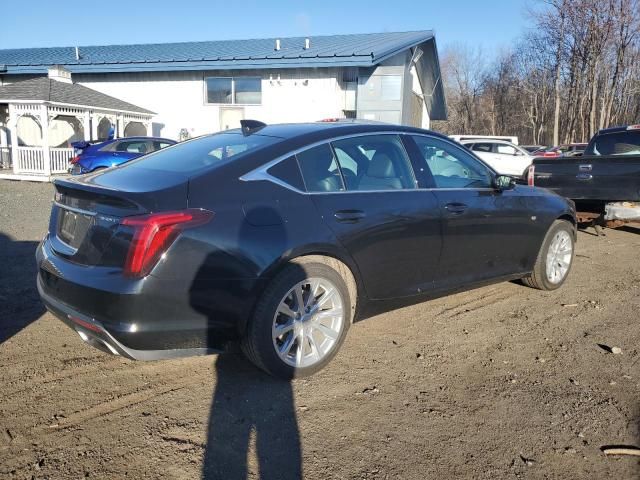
[240,119,267,136]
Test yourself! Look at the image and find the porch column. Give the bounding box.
[41,105,51,176]
[91,114,99,140]
[0,119,7,148]
[145,120,152,136]
[8,105,19,174]
[83,111,91,141]
[117,115,124,138]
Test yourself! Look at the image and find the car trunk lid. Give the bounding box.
[49,168,190,268]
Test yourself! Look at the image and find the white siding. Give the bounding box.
[74,69,349,140]
[410,65,430,130]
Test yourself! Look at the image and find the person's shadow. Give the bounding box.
[0,233,46,344]
[189,204,302,479]
[202,354,301,479]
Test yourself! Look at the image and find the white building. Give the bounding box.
[0,31,446,179]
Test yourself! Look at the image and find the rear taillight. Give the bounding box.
[528,165,535,186]
[121,209,213,278]
[70,156,80,164]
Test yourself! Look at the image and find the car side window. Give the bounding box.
[496,144,517,155]
[115,141,148,154]
[411,135,493,189]
[267,155,306,191]
[296,144,345,192]
[471,143,493,153]
[153,141,173,151]
[330,135,416,191]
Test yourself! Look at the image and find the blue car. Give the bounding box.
[69,137,176,174]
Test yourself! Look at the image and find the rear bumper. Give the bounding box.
[36,238,261,359]
[38,276,220,360]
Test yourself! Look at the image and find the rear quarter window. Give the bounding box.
[588,131,640,156]
[123,133,279,174]
[267,156,305,191]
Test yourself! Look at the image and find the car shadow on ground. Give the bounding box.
[0,233,45,344]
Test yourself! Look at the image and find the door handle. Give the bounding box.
[444,203,468,215]
[334,210,366,223]
[576,173,593,181]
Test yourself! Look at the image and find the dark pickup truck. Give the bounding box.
[530,125,640,229]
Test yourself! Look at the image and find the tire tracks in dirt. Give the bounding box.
[438,287,511,319]
[6,358,212,442]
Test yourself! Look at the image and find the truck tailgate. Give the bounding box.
[532,155,640,201]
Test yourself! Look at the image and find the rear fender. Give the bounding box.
[237,242,365,335]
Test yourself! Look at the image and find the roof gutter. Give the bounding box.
[1,57,379,75]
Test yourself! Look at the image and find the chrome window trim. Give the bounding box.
[239,131,498,195]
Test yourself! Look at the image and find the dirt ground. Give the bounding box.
[1,179,639,480]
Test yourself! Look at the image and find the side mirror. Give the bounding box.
[494,175,516,191]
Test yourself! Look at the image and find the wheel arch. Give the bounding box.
[240,246,362,336]
[557,213,576,225]
[556,213,577,239]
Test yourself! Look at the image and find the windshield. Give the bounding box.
[122,133,280,174]
[586,131,640,156]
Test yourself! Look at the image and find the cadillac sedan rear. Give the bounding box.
[37,122,576,378]
[37,131,281,360]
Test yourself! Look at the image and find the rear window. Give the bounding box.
[123,133,279,174]
[587,131,640,156]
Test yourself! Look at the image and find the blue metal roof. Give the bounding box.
[0,31,434,74]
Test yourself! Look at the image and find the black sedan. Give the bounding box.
[36,120,577,378]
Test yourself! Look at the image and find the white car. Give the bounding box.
[459,140,534,178]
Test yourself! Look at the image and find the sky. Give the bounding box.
[1,0,532,54]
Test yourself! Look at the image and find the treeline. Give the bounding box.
[432,0,640,146]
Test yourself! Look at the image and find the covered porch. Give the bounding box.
[0,67,154,181]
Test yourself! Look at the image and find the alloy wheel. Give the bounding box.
[545,230,573,284]
[272,277,344,368]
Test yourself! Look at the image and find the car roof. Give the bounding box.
[460,139,514,145]
[221,121,449,142]
[597,125,639,135]
[112,136,176,142]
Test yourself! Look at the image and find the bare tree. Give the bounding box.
[433,0,640,146]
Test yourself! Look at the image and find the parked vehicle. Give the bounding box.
[37,120,576,378]
[540,143,588,158]
[530,125,640,229]
[522,145,547,154]
[450,134,519,145]
[69,137,176,174]
[460,139,534,178]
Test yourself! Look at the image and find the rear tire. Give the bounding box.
[242,260,352,379]
[522,220,575,290]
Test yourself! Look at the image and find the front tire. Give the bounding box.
[242,260,352,379]
[522,220,575,290]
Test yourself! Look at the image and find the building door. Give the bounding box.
[219,108,244,131]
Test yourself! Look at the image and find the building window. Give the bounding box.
[234,77,262,104]
[205,77,262,105]
[206,78,233,104]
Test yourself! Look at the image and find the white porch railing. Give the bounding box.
[50,147,74,173]
[16,147,45,173]
[11,146,74,175]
